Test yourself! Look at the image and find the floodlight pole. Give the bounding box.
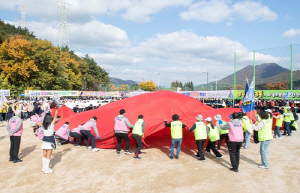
[202,72,208,91]
[214,76,220,91]
[290,44,293,90]
[157,73,160,89]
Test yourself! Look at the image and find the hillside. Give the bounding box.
[110,77,137,86]
[196,63,299,90]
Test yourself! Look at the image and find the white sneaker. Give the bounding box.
[205,151,210,154]
[258,165,269,169]
[41,168,45,172]
[216,156,223,159]
[44,169,53,174]
[86,146,92,149]
[92,148,99,152]
[125,150,132,155]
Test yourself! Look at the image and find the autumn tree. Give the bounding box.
[264,81,288,90]
[139,81,156,91]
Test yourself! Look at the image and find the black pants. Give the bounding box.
[217,134,229,149]
[132,134,143,156]
[228,142,242,170]
[70,132,84,145]
[54,134,68,145]
[195,139,206,160]
[115,133,130,151]
[80,130,96,148]
[10,136,21,160]
[206,140,222,157]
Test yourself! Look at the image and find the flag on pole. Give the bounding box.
[282,92,291,100]
[242,79,255,113]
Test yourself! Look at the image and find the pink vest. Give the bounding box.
[37,112,47,122]
[72,126,81,134]
[82,120,94,131]
[55,125,69,140]
[228,122,243,142]
[30,114,40,122]
[9,117,23,136]
[36,128,44,140]
[114,117,130,132]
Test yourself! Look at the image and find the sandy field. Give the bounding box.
[0,118,299,193]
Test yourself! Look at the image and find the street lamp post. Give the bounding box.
[214,76,220,91]
[202,72,208,91]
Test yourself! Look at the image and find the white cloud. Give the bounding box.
[6,20,130,49]
[3,0,192,23]
[180,0,277,23]
[180,0,232,23]
[233,1,277,21]
[78,29,286,84]
[283,29,300,37]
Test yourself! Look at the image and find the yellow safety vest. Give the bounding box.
[132,119,144,136]
[242,116,252,132]
[171,121,183,139]
[284,113,291,122]
[219,120,228,135]
[258,119,273,141]
[208,124,219,142]
[290,113,295,121]
[275,115,284,127]
[194,122,207,140]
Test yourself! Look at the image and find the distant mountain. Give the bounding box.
[196,63,300,90]
[110,77,138,86]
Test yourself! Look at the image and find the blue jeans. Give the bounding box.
[260,140,271,167]
[170,138,182,157]
[244,130,251,149]
[274,126,281,137]
[283,122,291,135]
[0,113,2,121]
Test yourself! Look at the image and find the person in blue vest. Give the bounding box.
[165,114,186,159]
[220,112,244,172]
[189,115,207,161]
[132,115,145,160]
[252,111,273,169]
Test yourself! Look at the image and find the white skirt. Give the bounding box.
[41,141,55,149]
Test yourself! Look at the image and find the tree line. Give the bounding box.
[0,20,110,96]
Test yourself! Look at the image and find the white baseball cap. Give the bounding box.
[205,117,212,122]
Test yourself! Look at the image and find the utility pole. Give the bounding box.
[214,76,220,91]
[58,0,70,48]
[157,73,160,89]
[202,72,208,91]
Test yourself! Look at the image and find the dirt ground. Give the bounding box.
[0,119,300,193]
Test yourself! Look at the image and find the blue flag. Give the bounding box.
[242,79,255,113]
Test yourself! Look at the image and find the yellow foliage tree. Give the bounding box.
[119,84,128,91]
[138,81,156,91]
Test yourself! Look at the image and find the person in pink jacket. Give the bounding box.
[220,112,244,173]
[54,122,70,146]
[80,116,100,152]
[6,110,23,163]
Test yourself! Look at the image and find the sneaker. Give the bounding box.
[216,156,223,159]
[199,159,206,162]
[205,151,210,154]
[278,137,281,139]
[175,156,179,159]
[92,148,99,152]
[195,155,200,159]
[258,164,269,169]
[169,156,174,159]
[44,169,53,174]
[41,168,45,172]
[133,156,141,159]
[116,151,120,156]
[86,146,92,149]
[57,142,62,146]
[229,168,239,172]
[125,150,132,155]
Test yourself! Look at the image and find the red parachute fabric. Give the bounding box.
[51,105,75,121]
[55,91,240,149]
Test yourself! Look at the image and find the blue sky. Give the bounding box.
[0,0,300,87]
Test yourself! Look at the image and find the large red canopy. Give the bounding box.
[55,91,240,149]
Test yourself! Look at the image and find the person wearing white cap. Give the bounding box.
[6,110,23,163]
[205,117,223,159]
[189,115,207,161]
[282,107,292,136]
[214,114,228,150]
